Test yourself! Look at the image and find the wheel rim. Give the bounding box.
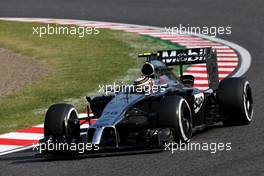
[182,111,191,135]
[243,82,253,121]
[178,99,192,142]
[65,108,80,138]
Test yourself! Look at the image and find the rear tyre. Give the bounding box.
[218,77,253,126]
[44,104,80,140]
[159,96,192,142]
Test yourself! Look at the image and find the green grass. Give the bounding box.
[0,21,184,133]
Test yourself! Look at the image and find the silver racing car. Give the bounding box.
[41,48,253,154]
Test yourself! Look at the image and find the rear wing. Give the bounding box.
[157,48,210,65]
[138,48,219,90]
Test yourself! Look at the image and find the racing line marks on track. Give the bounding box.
[0,18,250,155]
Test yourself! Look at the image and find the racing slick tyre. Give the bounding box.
[44,104,80,140]
[159,96,192,143]
[218,77,253,126]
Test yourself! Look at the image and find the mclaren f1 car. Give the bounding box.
[41,47,253,154]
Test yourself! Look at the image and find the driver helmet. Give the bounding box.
[133,76,154,94]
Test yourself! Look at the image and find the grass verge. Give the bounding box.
[0,21,184,133]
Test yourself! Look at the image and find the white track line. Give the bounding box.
[217,58,238,61]
[0,145,23,153]
[0,145,35,156]
[34,124,44,128]
[194,80,211,84]
[187,67,235,71]
[0,132,43,140]
[183,73,229,78]
[217,54,237,56]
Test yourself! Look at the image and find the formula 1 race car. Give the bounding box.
[41,47,253,154]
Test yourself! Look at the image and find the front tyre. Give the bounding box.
[44,104,80,141]
[218,77,253,125]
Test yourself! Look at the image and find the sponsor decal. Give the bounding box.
[194,93,204,113]
[158,48,210,65]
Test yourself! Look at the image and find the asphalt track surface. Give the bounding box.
[0,0,264,175]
